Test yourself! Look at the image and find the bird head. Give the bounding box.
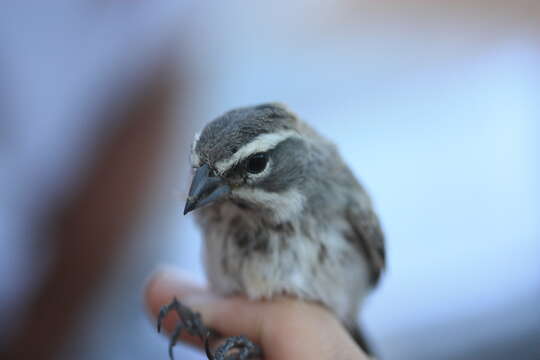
[184,103,312,222]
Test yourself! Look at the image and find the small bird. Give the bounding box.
[162,103,385,358]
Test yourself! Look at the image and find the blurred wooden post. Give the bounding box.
[4,60,181,360]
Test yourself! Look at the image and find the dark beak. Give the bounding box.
[184,164,230,215]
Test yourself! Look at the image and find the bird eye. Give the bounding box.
[246,153,268,174]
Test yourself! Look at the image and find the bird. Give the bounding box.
[160,102,385,359]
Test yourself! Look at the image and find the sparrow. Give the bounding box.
[159,102,385,359]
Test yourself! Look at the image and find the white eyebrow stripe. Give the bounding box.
[215,130,300,173]
[190,132,201,167]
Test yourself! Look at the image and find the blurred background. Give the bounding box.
[1,1,539,359]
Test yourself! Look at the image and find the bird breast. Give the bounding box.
[195,201,372,325]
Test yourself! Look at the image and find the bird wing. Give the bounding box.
[345,201,386,286]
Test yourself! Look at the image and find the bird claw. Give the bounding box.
[157,297,262,360]
[215,335,262,360]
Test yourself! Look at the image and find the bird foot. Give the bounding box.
[157,297,262,360]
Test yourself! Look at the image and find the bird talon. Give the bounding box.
[214,335,262,360]
[157,298,262,360]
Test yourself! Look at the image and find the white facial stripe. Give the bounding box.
[190,132,201,167]
[215,130,299,174]
[232,187,305,223]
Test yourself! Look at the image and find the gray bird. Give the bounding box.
[170,103,385,357]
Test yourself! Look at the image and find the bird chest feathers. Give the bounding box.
[196,200,371,325]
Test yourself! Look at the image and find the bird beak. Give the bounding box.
[184,164,230,215]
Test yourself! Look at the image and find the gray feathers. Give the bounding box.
[195,103,297,166]
[190,102,385,343]
[345,201,386,284]
[257,137,308,192]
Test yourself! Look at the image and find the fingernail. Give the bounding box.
[147,264,203,289]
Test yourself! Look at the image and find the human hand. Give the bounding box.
[145,267,369,360]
